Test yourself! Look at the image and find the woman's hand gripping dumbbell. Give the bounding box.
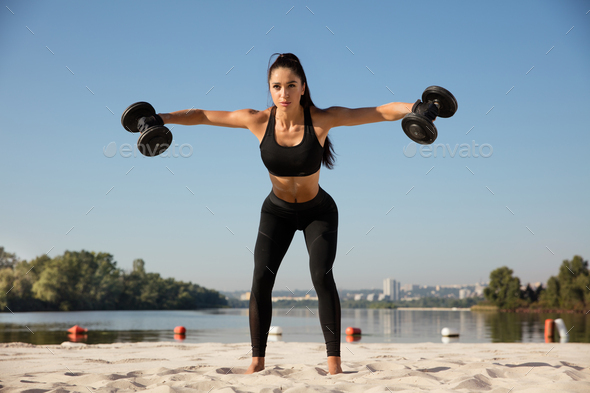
[401,86,458,145]
[121,102,172,157]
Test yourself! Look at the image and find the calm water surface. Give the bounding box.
[1,308,588,345]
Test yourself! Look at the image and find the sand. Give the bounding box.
[1,341,589,392]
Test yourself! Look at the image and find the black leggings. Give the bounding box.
[249,185,341,357]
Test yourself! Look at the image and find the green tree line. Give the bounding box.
[483,255,589,311]
[0,247,227,312]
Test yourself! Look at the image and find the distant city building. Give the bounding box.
[354,294,364,301]
[241,292,251,301]
[384,278,393,299]
[383,278,400,301]
[401,284,419,292]
[378,293,387,301]
[271,294,318,302]
[474,282,486,296]
[459,289,471,299]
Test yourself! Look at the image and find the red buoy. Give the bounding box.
[67,325,88,334]
[544,319,554,343]
[345,327,361,335]
[174,326,186,334]
[68,333,87,342]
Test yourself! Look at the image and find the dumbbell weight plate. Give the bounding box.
[121,102,157,133]
[137,126,173,157]
[401,113,438,145]
[422,86,458,118]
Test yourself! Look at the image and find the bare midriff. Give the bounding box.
[269,170,321,203]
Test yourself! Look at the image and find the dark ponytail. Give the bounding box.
[267,53,337,170]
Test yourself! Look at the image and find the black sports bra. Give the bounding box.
[260,106,324,177]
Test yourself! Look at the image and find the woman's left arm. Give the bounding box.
[324,102,415,128]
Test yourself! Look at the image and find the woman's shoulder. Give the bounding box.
[259,106,275,120]
[309,106,331,129]
[244,106,274,125]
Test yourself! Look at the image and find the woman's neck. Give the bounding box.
[274,104,305,129]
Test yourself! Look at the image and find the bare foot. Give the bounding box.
[245,357,265,374]
[327,356,343,375]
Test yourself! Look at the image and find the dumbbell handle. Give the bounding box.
[137,114,165,134]
[412,99,438,122]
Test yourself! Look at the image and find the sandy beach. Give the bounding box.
[1,341,588,392]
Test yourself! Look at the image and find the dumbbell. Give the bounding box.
[401,86,458,145]
[121,102,172,157]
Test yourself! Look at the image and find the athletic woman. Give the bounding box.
[156,53,417,375]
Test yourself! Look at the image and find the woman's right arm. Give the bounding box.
[158,108,261,129]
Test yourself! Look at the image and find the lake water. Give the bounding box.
[1,308,588,345]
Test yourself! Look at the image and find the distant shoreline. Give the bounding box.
[396,307,471,311]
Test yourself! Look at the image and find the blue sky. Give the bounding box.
[1,0,589,292]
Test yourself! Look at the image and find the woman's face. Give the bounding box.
[269,67,305,109]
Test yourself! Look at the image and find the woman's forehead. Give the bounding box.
[270,68,301,83]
